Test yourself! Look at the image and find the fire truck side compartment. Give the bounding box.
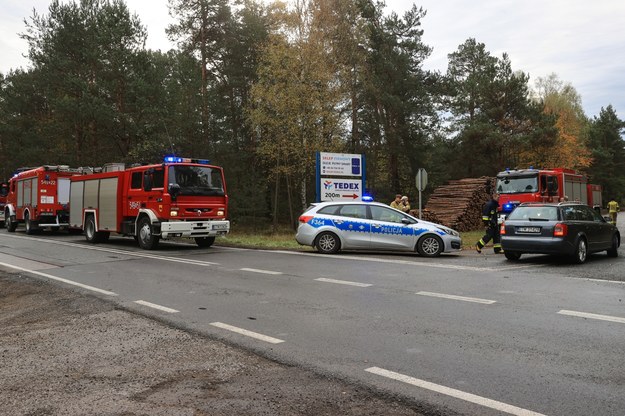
[98,177,118,230]
[69,181,84,227]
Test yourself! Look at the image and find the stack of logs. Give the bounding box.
[413,177,495,231]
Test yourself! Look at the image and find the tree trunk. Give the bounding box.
[272,171,279,231]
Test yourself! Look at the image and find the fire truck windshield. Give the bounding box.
[496,175,538,194]
[168,166,225,196]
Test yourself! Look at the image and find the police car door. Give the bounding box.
[334,204,371,248]
[369,205,415,250]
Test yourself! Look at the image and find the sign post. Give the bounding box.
[416,168,428,219]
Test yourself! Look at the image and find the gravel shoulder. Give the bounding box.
[0,272,444,416]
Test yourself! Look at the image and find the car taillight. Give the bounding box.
[554,223,567,237]
[500,223,506,235]
[299,215,313,223]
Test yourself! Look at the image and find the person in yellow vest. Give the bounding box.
[607,199,620,225]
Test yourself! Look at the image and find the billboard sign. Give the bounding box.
[316,152,365,202]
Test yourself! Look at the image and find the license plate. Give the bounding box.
[212,224,228,230]
[517,226,541,233]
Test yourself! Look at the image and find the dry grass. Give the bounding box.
[218,226,483,251]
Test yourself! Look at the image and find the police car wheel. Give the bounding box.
[417,234,443,257]
[315,232,340,254]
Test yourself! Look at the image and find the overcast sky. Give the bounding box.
[2,0,624,120]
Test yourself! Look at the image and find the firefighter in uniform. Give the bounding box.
[607,199,620,225]
[476,193,503,254]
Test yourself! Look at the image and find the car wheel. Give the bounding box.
[607,234,619,257]
[504,251,522,261]
[572,237,587,264]
[417,234,443,257]
[315,232,340,254]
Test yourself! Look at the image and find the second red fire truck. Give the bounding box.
[4,165,85,233]
[69,157,230,249]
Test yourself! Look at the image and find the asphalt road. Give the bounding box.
[0,223,624,416]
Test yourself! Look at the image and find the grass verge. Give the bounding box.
[217,227,485,251]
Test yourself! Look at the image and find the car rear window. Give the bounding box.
[508,206,559,221]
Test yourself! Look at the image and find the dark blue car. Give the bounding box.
[500,203,620,263]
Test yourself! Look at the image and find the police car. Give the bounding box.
[296,200,462,256]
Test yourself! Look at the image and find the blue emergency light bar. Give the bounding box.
[501,203,515,213]
[164,156,211,164]
[362,195,374,202]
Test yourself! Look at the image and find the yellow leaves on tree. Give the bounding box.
[548,107,592,169]
[520,74,592,170]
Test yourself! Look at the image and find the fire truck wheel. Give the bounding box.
[24,212,38,235]
[195,237,215,248]
[137,217,160,250]
[85,215,107,243]
[5,212,17,233]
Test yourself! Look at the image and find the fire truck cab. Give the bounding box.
[496,168,602,220]
[4,166,82,233]
[69,157,230,250]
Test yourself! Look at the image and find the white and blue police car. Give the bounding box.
[296,199,462,256]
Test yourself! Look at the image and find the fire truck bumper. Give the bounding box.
[160,220,230,239]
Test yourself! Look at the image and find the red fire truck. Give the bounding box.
[4,166,85,233]
[69,157,230,249]
[0,182,8,226]
[496,167,602,219]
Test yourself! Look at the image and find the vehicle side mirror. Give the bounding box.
[169,183,181,201]
[402,218,415,225]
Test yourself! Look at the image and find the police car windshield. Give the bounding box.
[168,166,225,196]
[496,176,538,194]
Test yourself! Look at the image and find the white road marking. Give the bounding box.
[315,277,372,287]
[416,291,497,305]
[210,322,285,344]
[574,277,625,285]
[240,268,283,275]
[365,367,546,416]
[1,234,219,266]
[134,300,179,313]
[558,309,625,324]
[267,250,531,272]
[0,261,118,296]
